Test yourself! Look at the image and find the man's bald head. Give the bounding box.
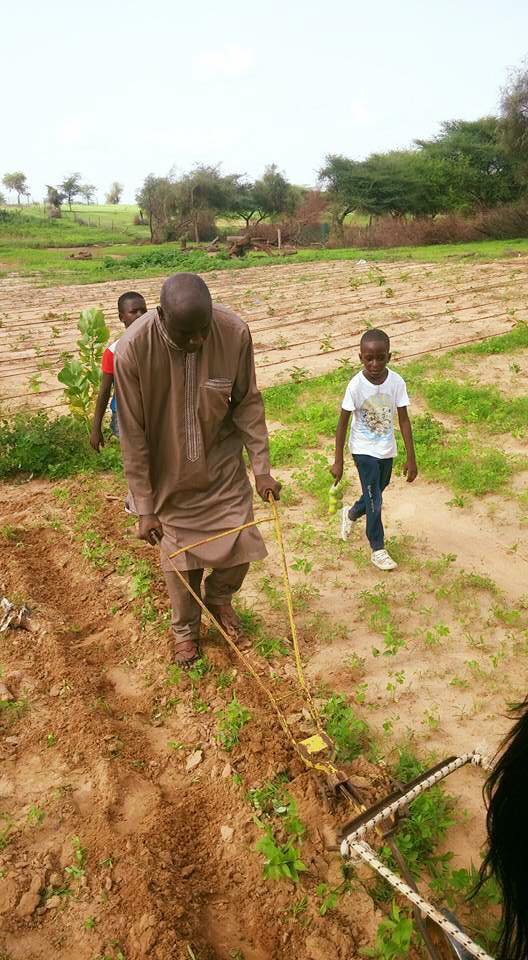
[159,273,213,352]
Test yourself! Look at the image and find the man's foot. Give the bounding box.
[371,549,398,571]
[172,636,201,668]
[340,505,356,541]
[206,603,250,649]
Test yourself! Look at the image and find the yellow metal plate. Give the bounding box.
[300,734,329,755]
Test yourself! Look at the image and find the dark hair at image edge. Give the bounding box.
[472,695,528,960]
[118,291,146,312]
[360,328,390,350]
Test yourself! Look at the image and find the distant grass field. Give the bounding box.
[1,201,528,285]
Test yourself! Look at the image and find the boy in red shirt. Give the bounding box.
[90,292,147,450]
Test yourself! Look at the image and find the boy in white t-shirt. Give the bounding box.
[330,328,417,571]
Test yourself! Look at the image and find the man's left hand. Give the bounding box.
[255,473,282,502]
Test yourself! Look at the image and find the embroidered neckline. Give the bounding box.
[184,353,202,463]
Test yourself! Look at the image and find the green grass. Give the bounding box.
[2,203,528,285]
[413,380,528,436]
[411,414,525,494]
[1,326,526,502]
[0,204,146,248]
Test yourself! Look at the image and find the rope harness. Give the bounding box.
[155,498,497,960]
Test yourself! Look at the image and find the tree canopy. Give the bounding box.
[2,172,29,204]
[106,181,123,204]
[60,173,83,210]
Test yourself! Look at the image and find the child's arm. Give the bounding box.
[397,406,418,482]
[330,408,351,482]
[90,373,114,451]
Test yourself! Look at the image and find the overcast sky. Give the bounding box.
[2,0,527,203]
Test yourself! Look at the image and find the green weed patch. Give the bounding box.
[411,414,524,494]
[0,411,122,479]
[417,380,528,435]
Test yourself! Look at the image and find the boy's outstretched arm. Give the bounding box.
[397,406,418,482]
[90,373,114,451]
[330,408,351,482]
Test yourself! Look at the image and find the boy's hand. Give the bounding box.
[90,428,104,451]
[403,460,418,483]
[138,514,163,545]
[330,460,344,483]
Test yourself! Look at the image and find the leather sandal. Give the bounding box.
[172,636,201,668]
[205,603,250,649]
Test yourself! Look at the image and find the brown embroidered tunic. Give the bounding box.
[114,305,271,571]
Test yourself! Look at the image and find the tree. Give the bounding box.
[0,191,6,206]
[417,118,518,208]
[319,154,368,228]
[79,183,96,204]
[500,64,528,185]
[230,179,260,228]
[252,164,298,222]
[106,181,123,204]
[60,173,83,210]
[178,164,239,241]
[136,175,181,243]
[2,171,29,204]
[46,185,65,209]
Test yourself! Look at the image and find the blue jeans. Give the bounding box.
[110,408,119,437]
[349,455,393,551]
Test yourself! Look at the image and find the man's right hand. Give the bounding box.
[138,514,163,545]
[90,427,104,451]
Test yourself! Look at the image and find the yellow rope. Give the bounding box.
[156,499,342,780]
[268,494,320,726]
[168,516,273,560]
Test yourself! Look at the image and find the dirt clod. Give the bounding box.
[185,749,203,771]
[16,890,41,917]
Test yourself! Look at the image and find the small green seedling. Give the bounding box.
[361,901,414,959]
[424,623,450,647]
[65,836,87,880]
[27,804,45,826]
[289,894,308,917]
[255,829,306,883]
[216,695,251,752]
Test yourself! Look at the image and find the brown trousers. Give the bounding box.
[163,564,250,643]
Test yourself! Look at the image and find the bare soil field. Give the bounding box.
[1,256,527,959]
[1,256,527,412]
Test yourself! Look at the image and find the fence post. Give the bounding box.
[277,228,281,249]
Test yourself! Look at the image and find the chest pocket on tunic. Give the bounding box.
[200,378,234,446]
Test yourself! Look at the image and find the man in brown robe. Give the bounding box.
[114,273,281,665]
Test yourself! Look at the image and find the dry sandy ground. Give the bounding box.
[1,256,526,958]
[1,256,527,411]
[1,459,526,957]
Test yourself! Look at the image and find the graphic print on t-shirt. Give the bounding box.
[358,393,393,440]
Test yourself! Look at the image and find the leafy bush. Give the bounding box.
[0,411,122,479]
[58,308,109,421]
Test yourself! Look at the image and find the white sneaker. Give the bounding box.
[340,505,355,541]
[371,549,398,571]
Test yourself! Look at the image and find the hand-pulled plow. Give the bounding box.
[151,500,497,960]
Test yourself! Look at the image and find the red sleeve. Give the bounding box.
[101,347,114,375]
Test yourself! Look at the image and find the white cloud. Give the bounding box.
[194,46,256,78]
